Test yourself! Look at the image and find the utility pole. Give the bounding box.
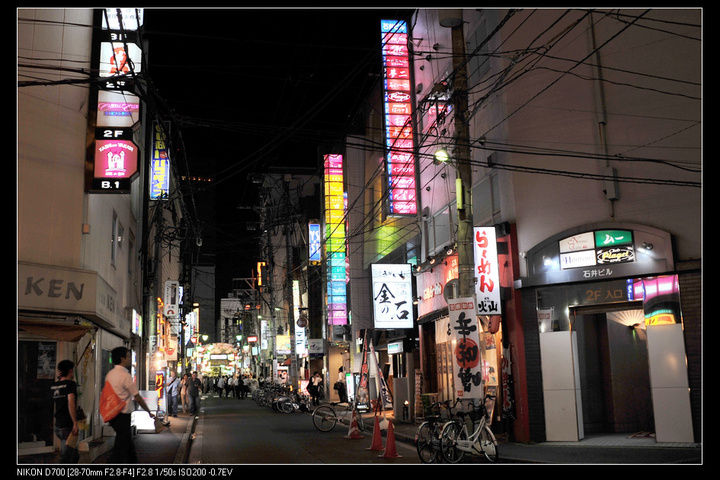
[443,11,474,298]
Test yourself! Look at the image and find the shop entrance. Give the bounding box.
[573,307,654,435]
[18,340,57,451]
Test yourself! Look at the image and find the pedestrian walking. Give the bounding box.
[104,347,155,463]
[187,371,202,414]
[166,371,180,417]
[336,366,348,403]
[180,373,189,414]
[310,372,323,406]
[51,359,80,463]
[224,375,233,398]
[217,375,226,397]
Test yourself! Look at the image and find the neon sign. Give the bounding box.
[381,19,417,215]
[324,154,347,325]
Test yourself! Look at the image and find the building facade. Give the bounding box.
[407,8,701,443]
[18,8,192,459]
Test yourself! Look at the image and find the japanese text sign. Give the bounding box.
[371,263,414,329]
[448,297,483,398]
[473,227,502,315]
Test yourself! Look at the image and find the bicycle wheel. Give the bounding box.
[480,426,499,462]
[355,410,365,431]
[280,400,294,414]
[312,405,337,432]
[440,421,466,463]
[415,422,438,463]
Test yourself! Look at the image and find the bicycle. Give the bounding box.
[312,400,365,432]
[440,395,499,463]
[415,399,456,463]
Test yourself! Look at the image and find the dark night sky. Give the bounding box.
[140,7,414,294]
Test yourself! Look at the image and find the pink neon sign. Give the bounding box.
[382,19,416,215]
[94,139,138,179]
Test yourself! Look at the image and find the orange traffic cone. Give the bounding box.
[367,415,384,451]
[345,408,364,439]
[380,420,401,458]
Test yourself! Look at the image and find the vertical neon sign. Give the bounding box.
[381,19,417,215]
[324,154,347,325]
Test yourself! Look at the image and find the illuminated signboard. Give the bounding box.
[97,90,140,127]
[473,227,502,315]
[88,9,143,193]
[150,122,171,200]
[381,19,417,216]
[560,230,635,270]
[101,8,144,31]
[94,139,138,179]
[371,263,414,329]
[308,222,321,263]
[324,154,347,325]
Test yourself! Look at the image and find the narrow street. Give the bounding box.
[187,394,421,464]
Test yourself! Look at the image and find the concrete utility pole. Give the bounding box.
[443,11,475,298]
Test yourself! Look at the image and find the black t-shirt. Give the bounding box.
[51,379,77,428]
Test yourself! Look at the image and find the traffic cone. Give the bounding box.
[380,420,401,458]
[345,408,364,439]
[366,415,384,451]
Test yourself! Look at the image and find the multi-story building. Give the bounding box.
[18,8,192,460]
[406,8,701,443]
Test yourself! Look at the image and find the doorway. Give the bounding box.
[18,340,57,450]
[573,308,654,435]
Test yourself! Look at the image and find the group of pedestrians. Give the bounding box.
[211,374,253,398]
[165,370,202,417]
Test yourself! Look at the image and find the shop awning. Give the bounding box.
[18,319,95,342]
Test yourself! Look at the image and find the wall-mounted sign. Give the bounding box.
[96,90,140,127]
[99,42,143,78]
[560,230,634,270]
[164,280,179,317]
[324,154,347,325]
[150,122,171,200]
[308,222,321,263]
[101,8,144,31]
[473,227,502,315]
[93,139,138,179]
[381,19,417,216]
[371,263,414,329]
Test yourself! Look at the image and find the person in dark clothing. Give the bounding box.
[51,360,80,463]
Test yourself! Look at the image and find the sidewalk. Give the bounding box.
[364,409,702,464]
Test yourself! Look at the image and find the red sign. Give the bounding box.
[94,139,138,179]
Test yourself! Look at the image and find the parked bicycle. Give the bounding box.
[440,395,499,463]
[312,400,365,432]
[415,399,456,463]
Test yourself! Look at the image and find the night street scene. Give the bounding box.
[17,7,702,471]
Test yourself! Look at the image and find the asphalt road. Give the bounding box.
[188,395,421,464]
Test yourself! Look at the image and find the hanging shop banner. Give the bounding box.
[356,332,371,411]
[473,227,502,315]
[369,337,393,409]
[448,297,483,399]
[371,263,414,329]
[381,19,417,216]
